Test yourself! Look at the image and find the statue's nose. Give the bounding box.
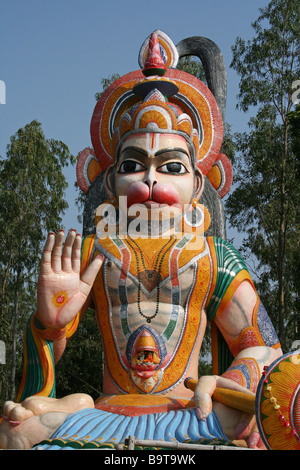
[143,168,157,197]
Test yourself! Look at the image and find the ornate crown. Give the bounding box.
[76,30,232,199]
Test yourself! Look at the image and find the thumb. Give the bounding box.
[79,254,105,296]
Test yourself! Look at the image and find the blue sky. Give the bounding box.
[0,0,270,235]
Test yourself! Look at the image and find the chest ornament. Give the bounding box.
[125,324,169,380]
[124,235,177,323]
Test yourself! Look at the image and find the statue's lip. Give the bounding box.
[134,369,156,378]
[133,363,157,371]
[133,361,157,378]
[126,182,181,207]
[129,200,180,209]
[143,200,169,208]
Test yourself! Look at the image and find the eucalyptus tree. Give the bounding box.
[227,0,300,350]
[0,120,75,402]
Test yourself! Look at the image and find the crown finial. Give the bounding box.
[142,32,166,77]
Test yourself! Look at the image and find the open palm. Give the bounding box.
[36,230,103,329]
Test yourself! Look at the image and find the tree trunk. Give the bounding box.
[277,123,288,345]
[10,274,20,401]
[1,247,13,317]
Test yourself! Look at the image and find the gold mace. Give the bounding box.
[184,378,256,415]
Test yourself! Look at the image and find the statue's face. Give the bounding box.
[114,133,200,224]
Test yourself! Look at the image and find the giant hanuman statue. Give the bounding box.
[0,31,299,451]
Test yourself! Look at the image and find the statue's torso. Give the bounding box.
[87,234,214,398]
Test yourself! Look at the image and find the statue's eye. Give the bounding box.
[119,160,145,173]
[158,162,187,174]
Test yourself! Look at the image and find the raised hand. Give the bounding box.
[36,230,103,330]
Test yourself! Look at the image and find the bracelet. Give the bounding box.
[221,357,260,392]
[33,313,66,341]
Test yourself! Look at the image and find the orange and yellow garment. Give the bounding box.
[16,234,280,401]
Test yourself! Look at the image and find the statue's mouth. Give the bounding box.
[142,200,169,209]
[126,181,181,208]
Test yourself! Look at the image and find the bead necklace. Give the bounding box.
[125,235,177,323]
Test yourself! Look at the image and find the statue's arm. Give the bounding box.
[52,292,93,364]
[213,279,282,392]
[15,232,102,402]
[205,237,282,391]
[194,241,282,446]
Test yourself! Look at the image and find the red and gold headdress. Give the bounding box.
[76,30,232,198]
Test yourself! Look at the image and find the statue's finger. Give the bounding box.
[235,414,255,440]
[71,233,82,273]
[51,229,64,273]
[40,232,55,274]
[194,375,217,419]
[80,254,104,297]
[247,431,263,449]
[62,229,77,272]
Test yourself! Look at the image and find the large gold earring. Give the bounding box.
[95,196,121,238]
[180,199,211,236]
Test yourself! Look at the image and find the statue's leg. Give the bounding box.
[0,410,69,449]
[213,401,264,449]
[0,393,94,449]
[21,393,94,416]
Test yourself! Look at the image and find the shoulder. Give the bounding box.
[205,237,251,321]
[206,236,248,271]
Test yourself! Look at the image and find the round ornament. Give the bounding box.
[256,350,300,450]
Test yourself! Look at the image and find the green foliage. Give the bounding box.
[227,0,300,350]
[231,0,299,116]
[177,56,206,83]
[178,56,236,165]
[288,104,300,163]
[94,74,121,101]
[0,120,75,405]
[198,360,212,377]
[55,310,103,399]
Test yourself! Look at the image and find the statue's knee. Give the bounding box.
[22,397,45,416]
[62,393,94,411]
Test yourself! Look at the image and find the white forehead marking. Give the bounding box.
[146,133,160,154]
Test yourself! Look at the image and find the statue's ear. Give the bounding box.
[76,148,101,194]
[194,168,204,200]
[206,153,233,199]
[104,164,116,198]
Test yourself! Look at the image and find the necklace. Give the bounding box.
[125,235,177,323]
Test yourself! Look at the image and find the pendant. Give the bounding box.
[139,270,162,291]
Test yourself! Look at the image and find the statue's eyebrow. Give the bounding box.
[119,147,190,159]
[120,147,148,157]
[154,148,190,158]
